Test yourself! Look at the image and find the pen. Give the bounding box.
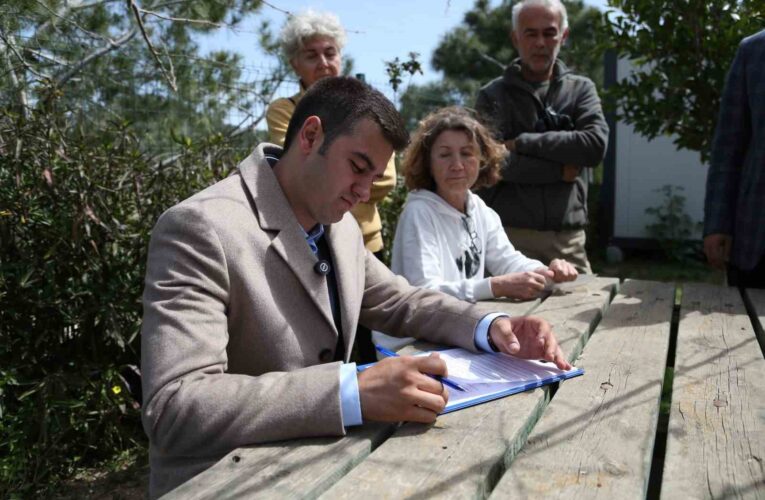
[374,344,467,392]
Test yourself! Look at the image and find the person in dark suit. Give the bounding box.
[140,77,571,497]
[704,29,765,288]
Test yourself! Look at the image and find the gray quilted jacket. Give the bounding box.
[475,59,608,230]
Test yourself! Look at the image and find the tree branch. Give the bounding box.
[1,42,29,119]
[129,0,177,91]
[33,0,118,38]
[23,47,71,67]
[146,0,189,10]
[36,0,118,35]
[0,30,52,81]
[70,0,122,10]
[479,52,505,71]
[54,27,137,88]
[136,7,226,28]
[34,0,110,43]
[260,1,292,16]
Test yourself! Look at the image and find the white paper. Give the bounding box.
[418,348,582,412]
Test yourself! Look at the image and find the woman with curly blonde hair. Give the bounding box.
[375,107,577,350]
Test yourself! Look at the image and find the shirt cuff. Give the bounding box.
[474,278,495,301]
[339,362,363,427]
[474,312,510,352]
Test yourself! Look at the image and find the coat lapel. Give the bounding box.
[237,145,338,335]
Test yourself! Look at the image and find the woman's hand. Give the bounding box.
[490,270,552,300]
[544,259,578,283]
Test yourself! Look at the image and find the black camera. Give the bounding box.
[534,106,574,132]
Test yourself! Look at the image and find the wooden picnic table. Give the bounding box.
[164,278,765,499]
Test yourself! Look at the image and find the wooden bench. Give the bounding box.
[163,279,765,499]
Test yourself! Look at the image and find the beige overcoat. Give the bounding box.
[140,144,490,497]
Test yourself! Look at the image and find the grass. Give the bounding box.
[591,248,725,285]
[53,446,148,500]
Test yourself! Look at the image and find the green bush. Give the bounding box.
[0,98,247,495]
[644,185,703,262]
[378,174,408,266]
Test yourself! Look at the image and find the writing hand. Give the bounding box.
[489,316,571,370]
[490,270,551,300]
[357,353,449,423]
[703,233,731,270]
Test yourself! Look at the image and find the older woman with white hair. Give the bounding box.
[266,11,346,143]
[266,11,396,261]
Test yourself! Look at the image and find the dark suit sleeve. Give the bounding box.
[704,39,751,237]
[514,79,609,167]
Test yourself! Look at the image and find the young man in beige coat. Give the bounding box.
[140,77,570,498]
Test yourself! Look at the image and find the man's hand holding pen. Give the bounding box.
[357,353,450,424]
[357,316,570,424]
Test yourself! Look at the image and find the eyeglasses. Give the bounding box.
[462,215,482,256]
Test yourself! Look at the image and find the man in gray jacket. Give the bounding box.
[475,0,608,273]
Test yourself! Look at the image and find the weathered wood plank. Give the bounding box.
[490,279,675,498]
[161,423,395,499]
[661,284,765,499]
[321,278,618,499]
[481,296,543,317]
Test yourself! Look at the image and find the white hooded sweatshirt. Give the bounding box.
[373,189,543,351]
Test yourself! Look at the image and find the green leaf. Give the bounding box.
[17,387,39,401]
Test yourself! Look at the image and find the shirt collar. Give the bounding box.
[302,223,325,255]
[260,147,324,252]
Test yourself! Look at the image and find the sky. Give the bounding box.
[198,0,609,109]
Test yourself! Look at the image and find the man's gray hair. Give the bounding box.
[279,10,347,62]
[511,0,569,32]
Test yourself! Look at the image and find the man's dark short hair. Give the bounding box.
[282,76,409,154]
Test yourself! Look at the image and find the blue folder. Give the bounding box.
[358,347,583,414]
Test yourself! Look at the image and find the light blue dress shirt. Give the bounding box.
[301,225,508,427]
[341,313,509,427]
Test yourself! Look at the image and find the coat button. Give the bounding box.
[319,348,333,363]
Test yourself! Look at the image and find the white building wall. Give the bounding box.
[612,58,708,240]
